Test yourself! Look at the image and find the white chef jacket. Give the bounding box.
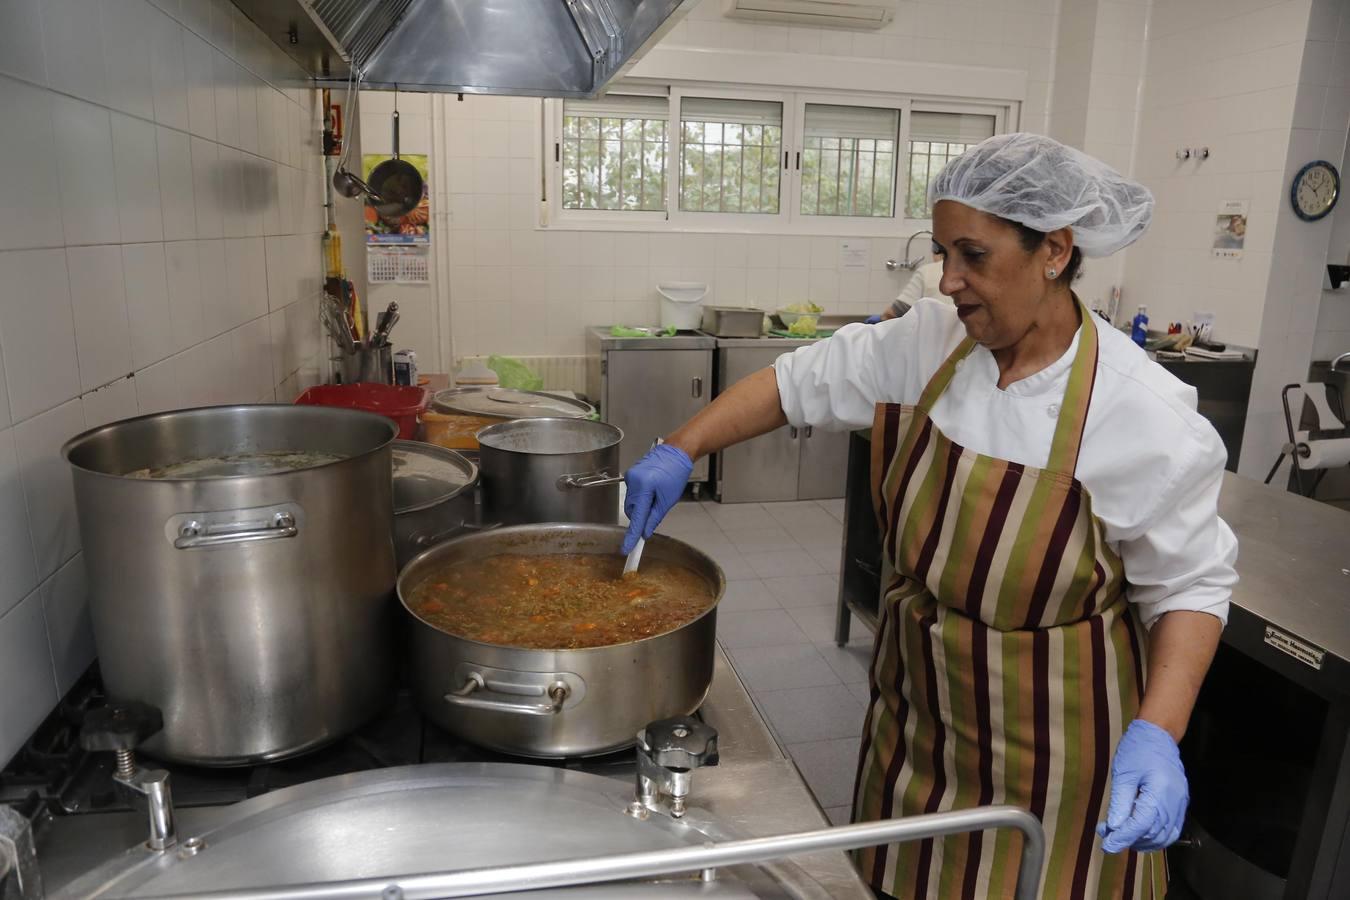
[775,299,1237,627]
[890,263,951,317]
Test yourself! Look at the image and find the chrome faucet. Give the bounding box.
[1332,351,1350,373]
[886,230,934,271]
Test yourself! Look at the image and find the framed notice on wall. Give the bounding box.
[1212,200,1248,259]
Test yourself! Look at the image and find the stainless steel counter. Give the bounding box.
[30,648,871,899]
[1215,472,1350,695]
[588,327,717,351]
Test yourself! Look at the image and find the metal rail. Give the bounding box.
[152,805,1045,900]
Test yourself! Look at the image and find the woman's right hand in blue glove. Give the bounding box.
[864,314,882,324]
[621,444,694,554]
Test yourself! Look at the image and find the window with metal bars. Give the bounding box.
[678,98,783,214]
[561,96,668,211]
[800,104,899,218]
[905,111,997,219]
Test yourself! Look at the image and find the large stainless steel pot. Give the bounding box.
[476,418,623,526]
[392,440,479,568]
[62,405,399,766]
[397,524,723,757]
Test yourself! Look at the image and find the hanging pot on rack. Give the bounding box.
[368,105,424,224]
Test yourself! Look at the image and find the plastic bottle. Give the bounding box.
[1130,305,1149,347]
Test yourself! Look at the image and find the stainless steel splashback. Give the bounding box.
[228,0,695,96]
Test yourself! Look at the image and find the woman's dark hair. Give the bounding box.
[1008,220,1084,283]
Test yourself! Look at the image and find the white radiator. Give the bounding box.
[456,356,591,396]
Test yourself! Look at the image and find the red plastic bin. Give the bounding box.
[294,383,430,440]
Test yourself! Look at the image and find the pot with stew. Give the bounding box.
[397,523,724,757]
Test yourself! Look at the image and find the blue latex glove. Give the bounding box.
[621,443,694,554]
[864,314,882,324]
[1097,719,1189,854]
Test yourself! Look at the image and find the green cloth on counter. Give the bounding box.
[610,325,677,337]
[767,328,837,339]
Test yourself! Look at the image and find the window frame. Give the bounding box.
[903,100,1009,222]
[667,85,792,229]
[552,87,672,227]
[789,92,907,230]
[544,85,1015,235]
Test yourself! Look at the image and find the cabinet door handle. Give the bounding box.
[692,376,703,399]
[804,426,813,439]
[789,426,799,439]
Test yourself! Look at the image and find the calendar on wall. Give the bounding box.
[368,246,430,283]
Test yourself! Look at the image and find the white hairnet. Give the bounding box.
[927,133,1153,257]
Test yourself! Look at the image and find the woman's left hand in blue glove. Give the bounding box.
[1096,719,1189,853]
[863,314,882,324]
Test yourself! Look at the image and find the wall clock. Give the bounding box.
[1291,159,1340,222]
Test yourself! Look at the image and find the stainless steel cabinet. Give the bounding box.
[797,424,851,500]
[587,329,714,487]
[714,340,850,503]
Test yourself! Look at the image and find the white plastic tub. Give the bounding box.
[658,282,708,330]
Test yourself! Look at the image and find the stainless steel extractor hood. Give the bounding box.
[229,0,697,97]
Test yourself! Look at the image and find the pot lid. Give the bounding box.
[392,441,477,513]
[57,764,768,898]
[432,388,595,420]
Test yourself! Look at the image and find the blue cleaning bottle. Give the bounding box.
[1130,305,1148,347]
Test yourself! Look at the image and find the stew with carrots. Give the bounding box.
[406,553,715,649]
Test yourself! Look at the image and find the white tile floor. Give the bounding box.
[664,497,874,827]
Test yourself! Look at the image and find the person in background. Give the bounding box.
[867,253,952,323]
[620,133,1237,899]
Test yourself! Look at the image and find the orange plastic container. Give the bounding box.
[295,383,430,439]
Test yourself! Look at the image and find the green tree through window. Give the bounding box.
[679,98,782,214]
[562,96,668,211]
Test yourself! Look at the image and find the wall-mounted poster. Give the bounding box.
[1212,199,1247,259]
[362,153,430,245]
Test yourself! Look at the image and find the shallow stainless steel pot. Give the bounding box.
[392,440,479,568]
[476,418,623,526]
[397,524,723,757]
[63,405,399,766]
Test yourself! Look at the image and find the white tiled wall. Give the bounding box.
[437,0,1060,359]
[1122,0,1330,350]
[1313,129,1350,361]
[0,0,327,765]
[1048,0,1150,308]
[1237,0,1350,480]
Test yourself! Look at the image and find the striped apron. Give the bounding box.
[853,311,1166,899]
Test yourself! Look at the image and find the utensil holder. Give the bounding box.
[335,345,393,384]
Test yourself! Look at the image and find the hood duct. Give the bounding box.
[229,0,696,97]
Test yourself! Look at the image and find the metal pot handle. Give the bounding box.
[557,471,624,490]
[173,513,298,550]
[411,520,500,549]
[445,672,571,716]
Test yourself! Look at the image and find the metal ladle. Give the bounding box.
[329,66,384,203]
[332,167,384,203]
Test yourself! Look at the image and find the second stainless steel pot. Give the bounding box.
[476,418,623,526]
[398,524,723,757]
[392,440,479,568]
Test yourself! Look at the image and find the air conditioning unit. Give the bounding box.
[724,0,896,30]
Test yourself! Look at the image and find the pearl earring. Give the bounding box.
[1047,268,1058,279]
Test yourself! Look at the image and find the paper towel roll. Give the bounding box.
[1300,437,1350,470]
[1304,383,1345,431]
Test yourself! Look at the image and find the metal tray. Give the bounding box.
[700,306,765,338]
